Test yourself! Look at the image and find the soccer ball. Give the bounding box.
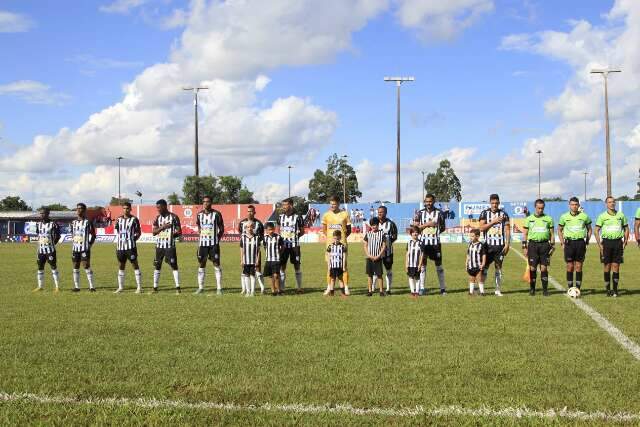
[567,287,581,298]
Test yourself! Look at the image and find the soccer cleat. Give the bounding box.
[54,288,59,293]
[114,288,123,294]
[330,290,335,297]
[440,289,447,296]
[529,289,535,296]
[479,292,485,297]
[323,289,331,296]
[419,289,426,296]
[379,291,386,297]
[194,288,204,295]
[296,288,304,294]
[387,290,392,296]
[32,287,44,292]
[543,290,549,297]
[613,292,619,298]
[89,288,96,292]
[72,288,80,293]
[175,287,181,294]
[152,287,159,293]
[135,288,142,294]
[494,290,503,297]
[367,291,372,297]
[606,290,613,297]
[216,289,223,295]
[344,287,350,296]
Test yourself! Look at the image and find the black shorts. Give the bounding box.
[485,244,505,267]
[564,239,586,263]
[329,267,343,279]
[467,267,481,277]
[527,241,551,267]
[71,250,91,263]
[116,248,138,263]
[406,267,420,280]
[422,244,442,265]
[37,252,57,269]
[263,261,281,277]
[366,259,383,277]
[281,246,301,266]
[197,245,220,263]
[382,254,393,270]
[154,247,178,269]
[242,265,256,275]
[601,239,623,264]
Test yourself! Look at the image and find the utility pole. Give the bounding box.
[536,150,542,199]
[384,76,414,203]
[116,156,124,202]
[421,170,426,202]
[183,86,209,177]
[583,171,588,202]
[287,165,293,198]
[341,154,349,204]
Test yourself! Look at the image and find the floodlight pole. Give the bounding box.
[421,170,426,202]
[384,76,414,203]
[591,69,621,197]
[183,86,209,177]
[583,171,588,202]
[116,156,124,201]
[536,150,542,199]
[287,165,293,198]
[341,154,349,204]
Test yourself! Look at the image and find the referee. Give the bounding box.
[594,196,629,297]
[557,197,592,291]
[522,199,555,296]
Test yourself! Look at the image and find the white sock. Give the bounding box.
[469,282,474,293]
[256,272,264,292]
[385,270,393,292]
[479,282,485,293]
[172,270,180,287]
[295,270,302,289]
[241,275,248,293]
[419,268,426,290]
[197,268,205,289]
[250,275,256,294]
[409,278,415,294]
[73,269,80,289]
[214,266,222,290]
[436,265,446,290]
[117,270,125,290]
[37,270,44,288]
[495,270,502,292]
[153,270,160,288]
[52,270,59,288]
[280,270,286,289]
[134,270,142,289]
[85,269,94,289]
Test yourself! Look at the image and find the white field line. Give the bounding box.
[513,249,640,361]
[2,391,640,422]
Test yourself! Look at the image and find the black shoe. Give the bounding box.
[329,290,335,296]
[152,287,159,293]
[380,291,386,297]
[89,288,96,292]
[72,288,80,293]
[613,292,619,298]
[606,290,613,297]
[543,290,549,296]
[367,292,372,297]
[387,290,391,295]
[529,288,535,296]
[175,287,181,294]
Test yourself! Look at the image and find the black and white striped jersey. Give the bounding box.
[153,213,181,249]
[263,233,284,262]
[70,219,95,252]
[36,221,60,254]
[114,215,140,250]
[240,234,260,266]
[467,242,485,269]
[416,208,444,246]
[479,209,510,246]
[406,239,423,268]
[364,230,386,258]
[238,218,264,241]
[326,242,345,268]
[277,213,304,248]
[378,218,398,256]
[197,209,224,247]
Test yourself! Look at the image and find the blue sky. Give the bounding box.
[1,0,638,206]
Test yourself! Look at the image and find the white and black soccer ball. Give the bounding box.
[567,287,581,298]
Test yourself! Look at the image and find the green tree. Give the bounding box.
[542,196,565,202]
[38,203,70,211]
[167,192,181,205]
[308,154,361,203]
[616,195,631,201]
[635,168,640,200]
[181,175,257,204]
[424,159,462,202]
[0,196,31,211]
[218,176,258,204]
[109,196,133,206]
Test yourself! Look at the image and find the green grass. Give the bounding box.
[1,242,640,426]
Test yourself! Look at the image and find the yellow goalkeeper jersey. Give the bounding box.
[322,209,351,245]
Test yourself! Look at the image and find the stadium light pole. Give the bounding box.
[590,68,621,197]
[341,154,349,204]
[536,150,542,199]
[421,170,427,202]
[384,76,414,203]
[116,156,124,202]
[583,171,588,202]
[183,86,209,177]
[287,165,294,198]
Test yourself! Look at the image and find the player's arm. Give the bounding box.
[256,246,261,266]
[623,221,630,248]
[196,213,201,233]
[521,219,529,255]
[378,241,387,261]
[481,252,487,271]
[152,217,162,235]
[173,215,182,238]
[217,211,224,241]
[635,217,640,247]
[297,216,305,238]
[478,211,491,231]
[53,223,61,245]
[133,218,141,241]
[343,246,347,270]
[88,222,96,245]
[503,215,511,254]
[240,239,245,266]
[548,219,555,252]
[586,220,592,245]
[325,247,330,270]
[363,238,370,259]
[389,221,398,243]
[438,213,446,233]
[557,223,565,245]
[594,216,603,250]
[321,213,327,237]
[405,246,409,270]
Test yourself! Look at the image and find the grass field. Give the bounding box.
[2,242,640,426]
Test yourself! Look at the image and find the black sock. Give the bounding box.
[541,271,549,291]
[604,272,611,290]
[566,271,573,288]
[575,271,582,289]
[612,272,619,292]
[529,269,537,290]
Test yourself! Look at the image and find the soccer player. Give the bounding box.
[240,221,260,297]
[412,194,446,295]
[34,207,61,292]
[478,194,510,296]
[321,196,351,295]
[325,230,347,296]
[364,217,387,297]
[594,197,629,297]
[522,199,555,296]
[277,197,305,293]
[238,205,265,292]
[71,203,96,292]
[263,222,284,295]
[466,229,486,296]
[377,205,398,294]
[195,196,225,294]
[114,202,143,293]
[557,197,592,291]
[152,199,182,294]
[405,226,423,297]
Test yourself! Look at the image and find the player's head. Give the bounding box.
[123,201,132,216]
[265,222,275,234]
[470,228,480,241]
[282,198,293,213]
[569,196,580,213]
[40,207,50,220]
[76,203,87,217]
[605,196,616,210]
[377,205,387,220]
[424,194,435,209]
[369,216,379,230]
[245,221,255,235]
[329,196,340,212]
[332,229,342,242]
[534,199,545,215]
[409,225,420,239]
[489,194,500,211]
[156,199,168,214]
[202,195,212,210]
[247,205,256,219]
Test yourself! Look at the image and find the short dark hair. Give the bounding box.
[40,207,50,214]
[333,230,342,237]
[369,217,379,226]
[425,193,435,201]
[605,196,615,202]
[489,194,500,201]
[569,196,579,203]
[248,205,255,210]
[534,199,545,206]
[470,228,480,236]
[377,205,387,212]
[156,199,167,207]
[409,225,420,234]
[77,203,87,210]
[282,197,293,205]
[202,195,212,201]
[265,222,275,229]
[329,195,340,203]
[123,201,132,208]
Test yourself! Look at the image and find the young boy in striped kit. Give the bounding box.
[240,221,261,297]
[114,202,142,293]
[364,217,387,297]
[466,229,487,296]
[70,203,96,292]
[263,222,284,296]
[325,230,347,296]
[405,226,423,297]
[34,207,61,292]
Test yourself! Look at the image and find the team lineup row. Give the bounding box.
[32,194,639,297]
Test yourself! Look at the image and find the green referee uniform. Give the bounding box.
[595,210,628,296]
[558,211,591,289]
[523,213,554,295]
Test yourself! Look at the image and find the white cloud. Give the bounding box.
[99,0,150,14]
[0,80,70,105]
[67,54,144,74]
[0,10,34,32]
[161,8,188,29]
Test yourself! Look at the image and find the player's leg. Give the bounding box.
[115,251,126,293]
[418,251,427,295]
[293,247,302,293]
[611,240,623,297]
[48,253,60,291]
[477,270,485,295]
[376,262,384,295]
[564,240,575,289]
[434,245,446,295]
[131,252,142,293]
[493,247,504,296]
[167,248,180,293]
[72,253,81,292]
[35,255,46,291]
[256,259,264,293]
[528,243,539,296]
[383,255,393,294]
[280,249,289,291]
[366,260,373,295]
[539,243,550,296]
[468,271,475,295]
[241,265,249,297]
[196,246,207,294]
[212,245,223,294]
[82,254,95,291]
[153,248,164,292]
[249,267,256,296]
